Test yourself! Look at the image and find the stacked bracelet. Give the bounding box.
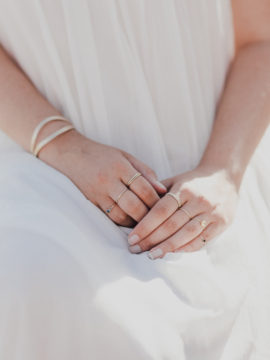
[30,115,74,158]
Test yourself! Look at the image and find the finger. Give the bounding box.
[174,223,221,253]
[120,161,161,208]
[159,177,174,190]
[99,197,135,227]
[128,202,196,253]
[125,174,160,208]
[123,151,167,194]
[146,214,212,260]
[127,191,201,247]
[127,192,188,246]
[110,183,149,223]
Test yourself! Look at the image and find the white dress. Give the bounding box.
[0,1,269,359]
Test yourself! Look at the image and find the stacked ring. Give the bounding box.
[126,172,142,186]
[105,172,141,215]
[166,191,182,208]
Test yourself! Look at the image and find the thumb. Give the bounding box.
[123,151,167,194]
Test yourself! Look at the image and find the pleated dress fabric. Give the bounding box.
[0,1,270,359]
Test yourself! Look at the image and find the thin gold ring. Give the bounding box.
[126,172,142,186]
[106,202,116,214]
[180,207,192,220]
[166,191,182,208]
[115,187,128,204]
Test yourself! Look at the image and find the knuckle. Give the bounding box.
[185,222,198,233]
[155,204,169,217]
[181,187,193,200]
[165,218,179,232]
[112,160,126,174]
[197,195,210,208]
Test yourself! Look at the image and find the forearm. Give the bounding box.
[199,41,270,189]
[0,44,79,158]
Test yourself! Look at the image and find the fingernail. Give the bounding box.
[129,244,142,253]
[148,248,163,260]
[128,234,140,245]
[154,180,167,191]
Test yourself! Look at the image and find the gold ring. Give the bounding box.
[180,207,192,220]
[106,202,116,214]
[166,191,182,208]
[195,218,207,228]
[115,187,128,204]
[126,172,142,186]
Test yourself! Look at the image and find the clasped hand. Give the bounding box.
[127,166,239,259]
[48,132,239,259]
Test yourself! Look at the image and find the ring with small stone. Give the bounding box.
[106,202,116,214]
[195,218,207,229]
[201,236,207,245]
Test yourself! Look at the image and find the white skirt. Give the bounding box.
[0,1,269,359]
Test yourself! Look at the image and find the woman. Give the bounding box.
[0,0,269,359]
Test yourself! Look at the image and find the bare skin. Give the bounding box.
[0,1,269,259]
[0,44,167,228]
[127,0,270,258]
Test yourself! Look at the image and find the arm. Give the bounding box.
[199,0,270,189]
[127,0,270,258]
[0,43,166,227]
[0,43,74,156]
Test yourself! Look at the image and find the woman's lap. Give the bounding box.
[0,150,269,359]
[0,152,160,359]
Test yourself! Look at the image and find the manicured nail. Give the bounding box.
[148,248,163,260]
[155,180,167,191]
[128,234,140,245]
[129,244,142,253]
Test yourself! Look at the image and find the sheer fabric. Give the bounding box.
[0,1,269,359]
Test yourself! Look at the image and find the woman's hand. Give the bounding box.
[38,129,167,227]
[127,165,239,258]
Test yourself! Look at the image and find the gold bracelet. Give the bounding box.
[30,115,69,154]
[33,124,75,158]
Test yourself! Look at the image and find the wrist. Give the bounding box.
[196,160,244,191]
[37,127,88,167]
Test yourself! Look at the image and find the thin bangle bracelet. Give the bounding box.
[33,124,75,158]
[30,115,69,153]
